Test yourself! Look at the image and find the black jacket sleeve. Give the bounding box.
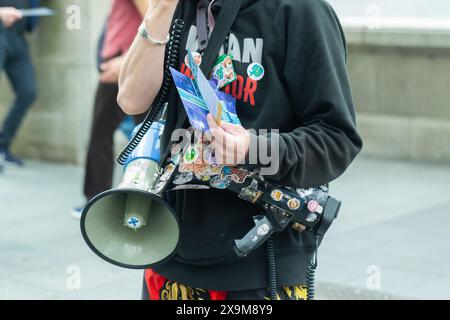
[248,0,363,188]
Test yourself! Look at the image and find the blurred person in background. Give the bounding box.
[0,1,40,167]
[71,0,148,219]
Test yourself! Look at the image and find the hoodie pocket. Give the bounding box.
[172,189,260,266]
[274,226,317,250]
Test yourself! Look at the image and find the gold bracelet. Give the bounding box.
[138,21,170,46]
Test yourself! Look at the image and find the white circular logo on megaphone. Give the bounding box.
[126,216,142,229]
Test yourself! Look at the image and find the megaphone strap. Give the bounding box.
[154,144,333,234]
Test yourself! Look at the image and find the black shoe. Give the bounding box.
[0,148,24,167]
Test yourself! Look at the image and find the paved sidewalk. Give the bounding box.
[318,157,450,299]
[0,156,449,300]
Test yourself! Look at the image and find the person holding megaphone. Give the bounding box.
[116,0,363,300]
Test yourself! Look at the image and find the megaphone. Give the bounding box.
[80,121,180,269]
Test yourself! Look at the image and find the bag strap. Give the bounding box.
[174,0,243,130]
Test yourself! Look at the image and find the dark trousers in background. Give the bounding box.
[0,31,37,149]
[83,82,145,200]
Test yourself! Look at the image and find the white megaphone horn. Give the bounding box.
[80,120,180,269]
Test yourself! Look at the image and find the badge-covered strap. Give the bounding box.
[196,0,209,51]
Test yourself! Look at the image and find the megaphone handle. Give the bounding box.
[233,215,275,258]
[315,196,341,238]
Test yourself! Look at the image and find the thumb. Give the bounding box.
[12,8,23,19]
[206,113,226,144]
[207,113,221,131]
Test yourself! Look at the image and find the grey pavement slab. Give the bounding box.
[0,156,449,299]
[0,160,142,300]
[318,157,450,299]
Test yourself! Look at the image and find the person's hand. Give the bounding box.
[206,114,250,166]
[145,0,180,25]
[0,7,23,29]
[100,56,124,84]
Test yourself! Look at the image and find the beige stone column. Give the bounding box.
[0,0,110,164]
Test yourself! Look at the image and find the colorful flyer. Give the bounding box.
[170,51,241,132]
[186,50,223,124]
[170,67,209,131]
[19,7,55,17]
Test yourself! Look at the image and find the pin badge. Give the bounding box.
[306,213,318,223]
[316,205,324,214]
[204,145,217,165]
[184,145,199,163]
[247,62,265,81]
[127,216,141,229]
[296,188,314,198]
[287,198,301,210]
[239,181,263,203]
[185,51,202,68]
[160,163,175,182]
[271,189,284,202]
[173,171,194,185]
[201,175,211,182]
[170,143,182,163]
[257,223,270,236]
[221,167,250,184]
[210,175,231,189]
[307,200,323,214]
[210,54,236,89]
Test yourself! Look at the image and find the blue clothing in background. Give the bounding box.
[0,29,37,149]
[26,0,41,32]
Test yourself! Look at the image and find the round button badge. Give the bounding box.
[287,198,301,210]
[184,146,199,163]
[247,62,265,81]
[185,52,202,68]
[271,189,284,202]
[127,216,141,229]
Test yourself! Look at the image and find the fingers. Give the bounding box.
[8,7,23,19]
[220,121,242,135]
[14,9,23,20]
[208,114,243,137]
[100,71,114,83]
[100,61,110,71]
[0,8,22,27]
[205,115,250,166]
[206,113,225,145]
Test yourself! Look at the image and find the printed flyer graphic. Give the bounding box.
[170,51,241,131]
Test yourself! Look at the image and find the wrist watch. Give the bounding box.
[138,21,170,46]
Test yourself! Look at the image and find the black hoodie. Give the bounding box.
[153,0,363,291]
